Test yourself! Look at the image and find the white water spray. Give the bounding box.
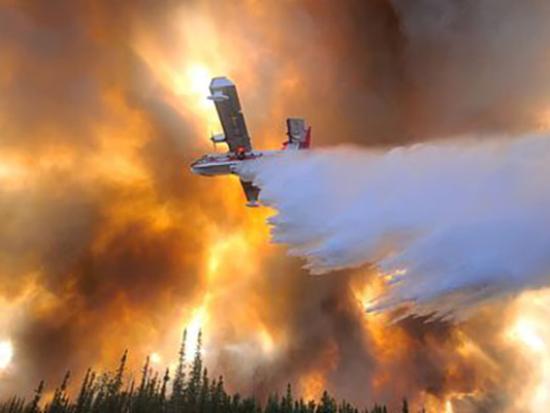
[239,135,550,314]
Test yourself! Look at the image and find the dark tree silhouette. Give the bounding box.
[0,330,393,413]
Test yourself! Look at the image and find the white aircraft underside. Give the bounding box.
[190,76,311,207]
[191,151,271,176]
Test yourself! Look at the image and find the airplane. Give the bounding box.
[190,76,311,207]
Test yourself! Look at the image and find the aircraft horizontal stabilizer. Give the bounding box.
[207,92,229,102]
[210,133,226,144]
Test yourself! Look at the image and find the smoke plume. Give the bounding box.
[2,0,550,411]
[240,135,550,314]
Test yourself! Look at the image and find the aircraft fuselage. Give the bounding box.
[190,76,310,207]
[190,151,276,177]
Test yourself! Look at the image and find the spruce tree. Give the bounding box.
[198,368,209,413]
[48,371,70,413]
[0,330,401,413]
[281,384,293,413]
[112,350,128,396]
[317,391,336,413]
[265,394,280,413]
[27,380,44,413]
[160,368,170,408]
[171,329,188,411]
[185,330,203,411]
[75,369,95,413]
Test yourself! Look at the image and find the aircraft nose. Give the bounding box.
[190,162,201,175]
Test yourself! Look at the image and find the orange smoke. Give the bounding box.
[2,1,550,412]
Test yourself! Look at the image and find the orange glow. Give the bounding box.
[298,341,338,401]
[185,306,208,359]
[0,147,76,191]
[300,370,326,401]
[258,328,275,355]
[535,108,550,131]
[179,64,215,109]
[150,352,162,365]
[0,157,28,190]
[132,4,236,137]
[80,5,283,383]
[4,1,550,409]
[505,289,550,412]
[0,341,13,370]
[352,271,388,310]
[509,319,545,352]
[352,274,411,363]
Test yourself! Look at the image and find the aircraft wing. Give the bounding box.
[240,179,260,207]
[208,77,252,152]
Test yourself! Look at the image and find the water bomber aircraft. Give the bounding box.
[190,76,311,207]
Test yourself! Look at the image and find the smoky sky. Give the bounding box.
[1,0,549,411]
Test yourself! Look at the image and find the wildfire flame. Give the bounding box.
[0,341,13,371]
[505,291,550,412]
[2,2,550,411]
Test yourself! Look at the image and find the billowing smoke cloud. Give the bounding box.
[240,135,550,314]
[2,0,550,411]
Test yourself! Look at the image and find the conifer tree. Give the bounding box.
[281,384,293,413]
[185,330,203,411]
[160,368,170,407]
[74,369,92,413]
[27,380,44,413]
[5,396,25,413]
[198,368,209,413]
[172,329,188,409]
[112,350,128,396]
[0,330,395,413]
[265,394,280,413]
[139,355,151,397]
[48,371,70,413]
[317,391,336,413]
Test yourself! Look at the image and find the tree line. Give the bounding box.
[0,331,412,413]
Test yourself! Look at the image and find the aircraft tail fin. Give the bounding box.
[283,118,311,150]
